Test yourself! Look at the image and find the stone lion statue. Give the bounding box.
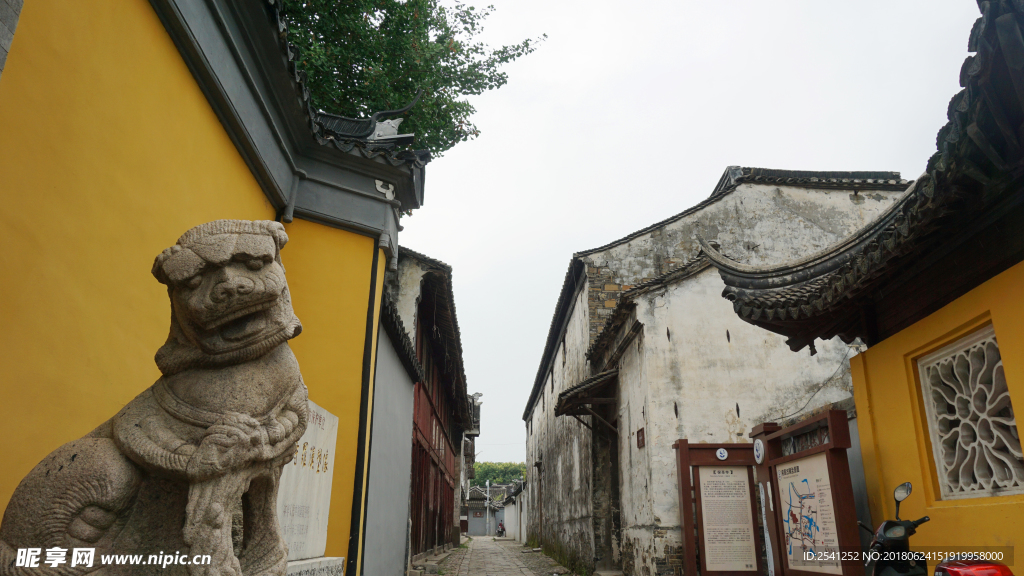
[0,220,308,576]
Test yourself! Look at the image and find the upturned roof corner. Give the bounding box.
[700,3,1024,352]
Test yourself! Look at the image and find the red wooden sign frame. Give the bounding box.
[673,441,765,576]
[750,410,861,576]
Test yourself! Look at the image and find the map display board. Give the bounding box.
[775,452,841,575]
[698,466,759,572]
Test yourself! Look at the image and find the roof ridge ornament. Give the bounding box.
[315,90,423,143]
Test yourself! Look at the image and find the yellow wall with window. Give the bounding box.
[851,260,1024,560]
[0,0,380,562]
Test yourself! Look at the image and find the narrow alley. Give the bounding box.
[439,538,574,576]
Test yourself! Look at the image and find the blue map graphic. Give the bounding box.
[782,479,821,555]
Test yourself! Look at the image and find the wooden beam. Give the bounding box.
[570,414,594,431]
[583,406,618,434]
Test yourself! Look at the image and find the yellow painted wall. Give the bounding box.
[0,0,383,567]
[852,260,1024,562]
[282,223,384,560]
[0,0,275,508]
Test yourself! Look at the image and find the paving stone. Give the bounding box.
[437,538,576,576]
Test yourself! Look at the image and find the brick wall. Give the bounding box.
[583,263,635,345]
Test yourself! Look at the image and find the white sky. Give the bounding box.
[399,1,981,463]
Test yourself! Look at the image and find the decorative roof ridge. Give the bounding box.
[266,1,431,170]
[575,166,907,258]
[697,0,1024,351]
[379,291,427,385]
[711,171,960,343]
[696,178,922,281]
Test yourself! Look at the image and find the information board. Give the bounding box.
[698,466,759,572]
[277,399,339,561]
[673,441,764,576]
[750,410,860,576]
[776,453,841,575]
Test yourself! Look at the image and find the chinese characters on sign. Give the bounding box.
[699,466,758,572]
[277,399,340,562]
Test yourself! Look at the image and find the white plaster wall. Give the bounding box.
[614,267,854,575]
[393,257,427,337]
[590,183,904,286]
[363,330,416,576]
[615,329,662,575]
[529,182,900,575]
[524,280,595,564]
[594,183,896,576]
[505,500,519,540]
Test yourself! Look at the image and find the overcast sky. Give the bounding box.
[399,1,981,463]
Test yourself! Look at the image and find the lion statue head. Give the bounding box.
[152,220,302,375]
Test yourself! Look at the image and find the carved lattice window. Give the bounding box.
[918,325,1023,499]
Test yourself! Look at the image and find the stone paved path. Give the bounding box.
[438,538,571,576]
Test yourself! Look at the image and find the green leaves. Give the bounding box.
[471,461,526,487]
[281,0,544,157]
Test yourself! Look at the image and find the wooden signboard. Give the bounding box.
[673,441,765,576]
[750,410,860,576]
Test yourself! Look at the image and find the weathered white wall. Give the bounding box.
[590,183,903,288]
[524,280,595,569]
[614,267,856,575]
[504,500,518,540]
[392,258,426,333]
[543,182,903,576]
[615,328,656,575]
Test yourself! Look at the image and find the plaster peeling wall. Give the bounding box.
[525,282,596,573]
[530,181,903,576]
[391,258,427,334]
[584,184,904,341]
[617,329,666,576]
[616,267,855,576]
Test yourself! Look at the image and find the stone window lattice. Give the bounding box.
[918,324,1023,499]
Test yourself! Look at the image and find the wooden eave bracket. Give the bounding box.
[582,406,618,435]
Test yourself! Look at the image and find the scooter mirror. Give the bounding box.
[894,482,912,502]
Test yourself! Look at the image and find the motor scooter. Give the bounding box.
[858,482,930,576]
[859,482,1014,576]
